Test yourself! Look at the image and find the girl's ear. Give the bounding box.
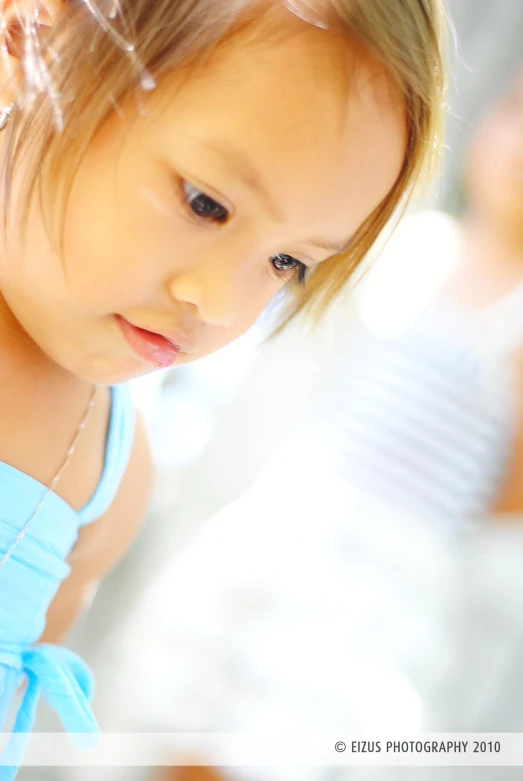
[0,0,64,109]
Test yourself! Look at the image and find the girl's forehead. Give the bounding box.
[167,10,402,125]
[160,20,404,165]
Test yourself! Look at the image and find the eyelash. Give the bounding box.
[180,180,308,286]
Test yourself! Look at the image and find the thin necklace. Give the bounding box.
[0,384,98,571]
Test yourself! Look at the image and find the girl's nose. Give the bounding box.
[167,255,252,328]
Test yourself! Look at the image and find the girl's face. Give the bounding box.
[0,13,405,384]
[466,67,523,232]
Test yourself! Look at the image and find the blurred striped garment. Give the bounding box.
[308,297,518,527]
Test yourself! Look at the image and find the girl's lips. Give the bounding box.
[115,315,182,368]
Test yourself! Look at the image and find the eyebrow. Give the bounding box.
[200,138,284,222]
[199,138,350,256]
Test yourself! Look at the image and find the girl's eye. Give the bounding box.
[182,181,229,224]
[270,253,307,286]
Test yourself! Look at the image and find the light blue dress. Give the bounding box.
[0,383,136,778]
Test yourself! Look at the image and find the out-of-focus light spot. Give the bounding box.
[357,210,461,338]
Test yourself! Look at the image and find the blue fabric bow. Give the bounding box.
[0,643,99,780]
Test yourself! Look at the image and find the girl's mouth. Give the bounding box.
[115,315,183,368]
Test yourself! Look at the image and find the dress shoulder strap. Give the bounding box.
[77,383,136,526]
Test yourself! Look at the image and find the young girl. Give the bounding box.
[0,0,444,773]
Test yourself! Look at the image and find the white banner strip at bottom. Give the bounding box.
[0,733,520,767]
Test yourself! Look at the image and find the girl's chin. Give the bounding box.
[60,342,197,386]
[64,357,157,386]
